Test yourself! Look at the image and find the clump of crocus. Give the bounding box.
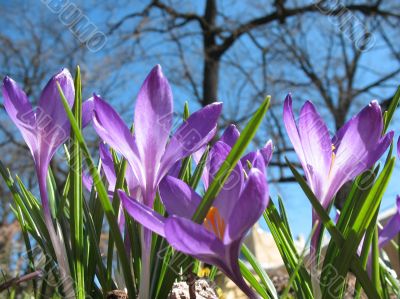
[92,65,222,297]
[283,94,393,263]
[2,69,93,294]
[118,129,272,298]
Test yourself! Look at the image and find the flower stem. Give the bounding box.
[39,170,73,297]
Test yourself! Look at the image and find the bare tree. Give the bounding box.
[108,0,400,182]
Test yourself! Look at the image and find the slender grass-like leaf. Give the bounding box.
[82,196,109,294]
[239,260,270,298]
[325,157,394,298]
[241,244,278,299]
[383,86,400,133]
[177,102,192,182]
[281,223,317,299]
[57,83,136,298]
[354,209,379,299]
[286,157,385,299]
[372,226,382,297]
[69,66,85,298]
[106,155,128,290]
[263,200,312,298]
[190,146,209,188]
[277,196,293,240]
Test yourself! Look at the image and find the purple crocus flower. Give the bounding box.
[283,94,393,261]
[2,71,93,217]
[92,65,222,297]
[118,136,271,298]
[3,70,73,216]
[92,65,221,207]
[2,69,93,292]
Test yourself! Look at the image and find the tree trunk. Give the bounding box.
[202,0,219,107]
[202,57,219,106]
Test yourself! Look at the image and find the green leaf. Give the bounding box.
[263,200,312,298]
[239,260,270,298]
[354,208,379,299]
[69,66,85,298]
[192,96,270,223]
[371,226,382,297]
[82,197,108,294]
[106,153,129,290]
[57,83,136,298]
[178,103,192,182]
[277,196,293,239]
[383,86,400,133]
[189,146,209,188]
[286,157,387,299]
[242,244,278,299]
[281,223,317,299]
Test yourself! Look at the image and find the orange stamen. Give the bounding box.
[203,207,226,240]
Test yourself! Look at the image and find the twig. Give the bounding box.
[0,270,43,292]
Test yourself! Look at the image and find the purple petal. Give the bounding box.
[212,160,244,222]
[134,65,173,196]
[82,97,94,128]
[2,77,37,156]
[220,124,240,147]
[99,143,139,195]
[248,152,267,177]
[164,216,226,266]
[159,176,201,218]
[82,170,93,191]
[261,140,273,165]
[125,167,139,196]
[379,196,400,248]
[99,143,117,190]
[207,141,247,216]
[241,147,270,175]
[160,102,222,180]
[225,168,269,243]
[333,100,383,148]
[397,137,400,159]
[297,100,332,199]
[118,190,166,238]
[92,95,142,186]
[37,69,74,143]
[223,242,259,298]
[167,161,181,178]
[283,94,307,172]
[208,141,231,182]
[328,101,392,206]
[240,143,272,177]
